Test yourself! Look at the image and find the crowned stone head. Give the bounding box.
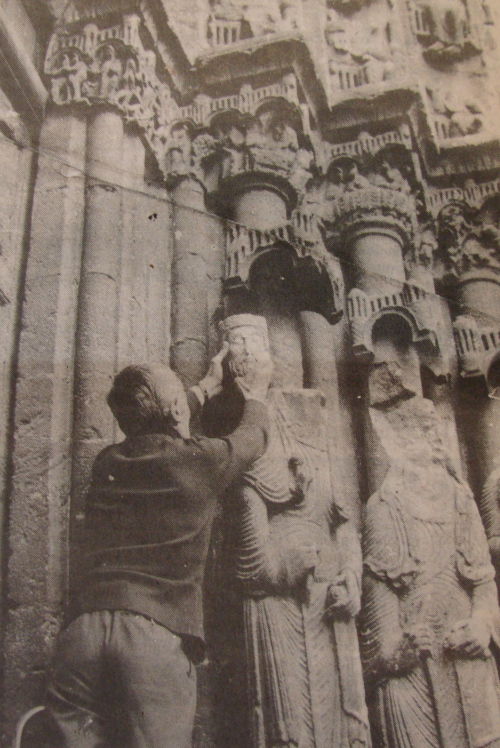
[220,314,270,379]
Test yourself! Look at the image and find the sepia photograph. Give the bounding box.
[1,0,500,746]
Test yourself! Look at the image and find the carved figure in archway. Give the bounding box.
[362,395,500,748]
[222,314,370,748]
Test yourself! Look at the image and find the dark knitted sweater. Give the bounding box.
[73,399,268,643]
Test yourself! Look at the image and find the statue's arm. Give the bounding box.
[445,490,500,658]
[361,573,425,685]
[236,486,317,592]
[236,486,280,589]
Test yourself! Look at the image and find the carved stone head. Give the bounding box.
[220,314,270,379]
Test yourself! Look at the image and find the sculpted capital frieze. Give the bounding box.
[305,154,419,246]
[438,197,500,278]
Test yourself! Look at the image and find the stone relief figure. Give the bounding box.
[367,157,412,195]
[221,314,371,748]
[428,86,483,138]
[362,395,500,748]
[325,1,395,88]
[414,0,479,62]
[209,0,281,37]
[246,107,299,177]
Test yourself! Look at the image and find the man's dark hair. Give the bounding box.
[107,364,183,437]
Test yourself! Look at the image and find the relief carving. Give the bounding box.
[427,86,484,140]
[221,314,370,748]
[439,199,500,278]
[306,153,418,245]
[362,395,500,748]
[411,0,481,63]
[208,0,281,40]
[325,0,396,93]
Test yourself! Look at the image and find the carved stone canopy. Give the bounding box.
[453,313,500,397]
[224,210,345,324]
[347,285,450,378]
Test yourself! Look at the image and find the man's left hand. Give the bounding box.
[198,343,229,400]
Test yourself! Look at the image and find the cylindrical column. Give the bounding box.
[349,228,406,295]
[456,271,500,492]
[458,272,500,326]
[71,109,124,579]
[300,310,361,522]
[233,187,287,229]
[170,177,213,387]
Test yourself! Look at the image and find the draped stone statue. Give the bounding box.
[361,395,500,748]
[221,314,370,748]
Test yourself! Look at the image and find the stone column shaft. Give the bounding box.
[300,311,361,522]
[350,229,406,295]
[71,109,125,578]
[170,178,214,387]
[456,272,500,491]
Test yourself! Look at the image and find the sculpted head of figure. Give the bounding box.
[221,314,270,380]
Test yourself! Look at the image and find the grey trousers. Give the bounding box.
[46,610,197,748]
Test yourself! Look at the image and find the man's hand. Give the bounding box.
[235,351,274,402]
[325,569,361,619]
[197,343,229,400]
[444,617,491,659]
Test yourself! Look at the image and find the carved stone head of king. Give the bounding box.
[220,313,270,381]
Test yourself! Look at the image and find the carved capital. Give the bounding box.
[46,14,158,117]
[308,154,419,246]
[212,99,312,202]
[438,198,500,278]
[45,13,308,188]
[330,187,418,245]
